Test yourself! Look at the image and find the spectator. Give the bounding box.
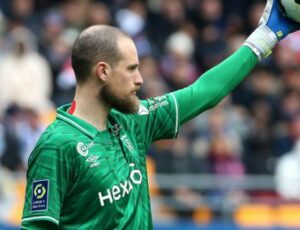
[275,138,300,201]
[0,26,53,116]
[0,105,23,172]
[161,30,198,89]
[17,108,46,168]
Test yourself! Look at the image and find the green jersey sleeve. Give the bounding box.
[132,47,257,145]
[21,144,73,227]
[174,46,258,124]
[21,220,58,230]
[133,93,179,145]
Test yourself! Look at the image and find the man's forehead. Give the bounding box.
[118,36,136,51]
[117,37,139,62]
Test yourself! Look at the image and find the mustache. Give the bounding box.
[132,87,140,93]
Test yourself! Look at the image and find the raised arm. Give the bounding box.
[174,46,256,125]
[174,0,300,125]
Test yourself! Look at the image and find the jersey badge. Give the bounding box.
[138,104,149,115]
[77,141,94,156]
[120,134,134,152]
[31,179,49,211]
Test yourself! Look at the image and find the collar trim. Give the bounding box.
[57,105,98,138]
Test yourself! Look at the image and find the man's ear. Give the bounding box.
[96,62,111,82]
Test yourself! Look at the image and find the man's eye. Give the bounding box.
[128,65,138,71]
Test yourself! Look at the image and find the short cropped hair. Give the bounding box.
[71,25,129,84]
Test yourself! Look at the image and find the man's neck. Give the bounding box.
[71,95,109,131]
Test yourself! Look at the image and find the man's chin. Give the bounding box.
[127,100,140,114]
[115,98,140,114]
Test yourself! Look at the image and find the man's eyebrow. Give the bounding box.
[127,64,139,69]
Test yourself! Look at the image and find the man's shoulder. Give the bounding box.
[27,121,81,166]
[36,119,81,150]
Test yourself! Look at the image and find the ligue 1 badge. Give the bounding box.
[31,180,49,211]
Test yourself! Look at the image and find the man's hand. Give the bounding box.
[244,0,300,60]
[259,0,299,40]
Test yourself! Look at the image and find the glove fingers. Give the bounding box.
[259,0,274,26]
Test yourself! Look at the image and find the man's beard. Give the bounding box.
[99,84,140,114]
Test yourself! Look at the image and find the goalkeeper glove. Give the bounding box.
[244,0,300,60]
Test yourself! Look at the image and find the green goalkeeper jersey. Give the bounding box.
[22,93,179,230]
[22,46,258,229]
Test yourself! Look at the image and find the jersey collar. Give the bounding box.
[56,104,98,138]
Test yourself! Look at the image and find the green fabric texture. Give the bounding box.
[22,95,178,230]
[174,46,258,124]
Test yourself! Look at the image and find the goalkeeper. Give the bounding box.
[21,0,300,229]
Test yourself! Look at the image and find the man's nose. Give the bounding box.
[135,71,143,85]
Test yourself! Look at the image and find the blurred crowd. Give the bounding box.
[0,0,300,223]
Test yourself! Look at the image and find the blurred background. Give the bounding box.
[0,0,300,229]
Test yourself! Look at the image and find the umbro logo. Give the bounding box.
[86,155,99,162]
[138,105,149,115]
[86,155,100,168]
